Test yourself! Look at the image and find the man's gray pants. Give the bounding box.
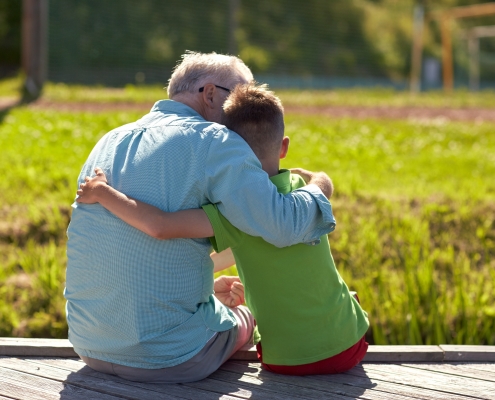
[80,305,254,383]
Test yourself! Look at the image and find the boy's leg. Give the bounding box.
[226,304,256,356]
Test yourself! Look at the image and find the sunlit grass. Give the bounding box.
[282,116,495,201]
[0,95,494,344]
[2,77,495,108]
[278,88,495,108]
[0,75,23,99]
[0,108,143,206]
[42,84,495,108]
[42,82,169,103]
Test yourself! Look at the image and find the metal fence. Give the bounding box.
[45,0,495,90]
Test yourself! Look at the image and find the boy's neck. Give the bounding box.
[260,158,281,177]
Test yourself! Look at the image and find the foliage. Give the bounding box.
[0,92,494,345]
[0,0,21,70]
[3,0,495,84]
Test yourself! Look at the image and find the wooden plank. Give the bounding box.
[0,358,187,400]
[207,368,357,400]
[0,338,256,361]
[440,345,495,362]
[0,338,77,357]
[226,361,474,400]
[186,377,304,400]
[4,339,494,363]
[363,346,444,362]
[23,357,243,400]
[0,378,61,400]
[352,363,495,399]
[221,361,420,400]
[229,344,447,362]
[401,363,495,383]
[341,370,475,400]
[0,365,122,400]
[448,362,495,373]
[311,369,473,400]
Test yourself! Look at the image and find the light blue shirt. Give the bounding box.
[65,100,335,369]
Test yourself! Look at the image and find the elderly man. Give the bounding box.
[65,51,334,383]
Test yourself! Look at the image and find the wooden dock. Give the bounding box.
[1,339,495,399]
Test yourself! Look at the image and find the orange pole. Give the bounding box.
[450,2,495,19]
[428,3,495,21]
[427,2,495,92]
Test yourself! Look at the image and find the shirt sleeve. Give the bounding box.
[202,204,243,253]
[204,127,336,248]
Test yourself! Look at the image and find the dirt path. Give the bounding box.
[286,105,495,122]
[2,98,495,122]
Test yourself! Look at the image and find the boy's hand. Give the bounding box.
[290,168,334,199]
[213,276,245,308]
[289,167,314,183]
[76,167,109,204]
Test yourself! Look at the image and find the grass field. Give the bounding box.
[0,80,494,345]
[3,76,495,107]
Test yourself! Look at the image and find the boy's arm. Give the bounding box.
[206,130,336,248]
[76,168,213,239]
[211,248,235,273]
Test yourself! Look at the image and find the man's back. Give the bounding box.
[66,100,237,368]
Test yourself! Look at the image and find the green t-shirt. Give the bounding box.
[203,170,369,366]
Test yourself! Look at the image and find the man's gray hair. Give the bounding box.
[167,51,253,98]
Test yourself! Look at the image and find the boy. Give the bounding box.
[77,83,369,375]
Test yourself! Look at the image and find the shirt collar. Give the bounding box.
[269,169,292,195]
[150,99,203,119]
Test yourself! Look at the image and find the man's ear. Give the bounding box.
[200,83,216,109]
[279,136,290,159]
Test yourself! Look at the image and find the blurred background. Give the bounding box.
[1,0,495,91]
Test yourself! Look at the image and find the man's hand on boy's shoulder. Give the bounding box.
[289,168,334,199]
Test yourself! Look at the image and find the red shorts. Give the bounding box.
[256,335,368,376]
[256,294,368,376]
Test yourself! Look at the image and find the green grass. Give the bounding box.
[3,77,495,108]
[279,88,495,108]
[0,75,23,99]
[283,116,495,201]
[0,84,494,344]
[44,83,495,108]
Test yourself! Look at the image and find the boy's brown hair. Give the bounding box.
[222,83,284,160]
